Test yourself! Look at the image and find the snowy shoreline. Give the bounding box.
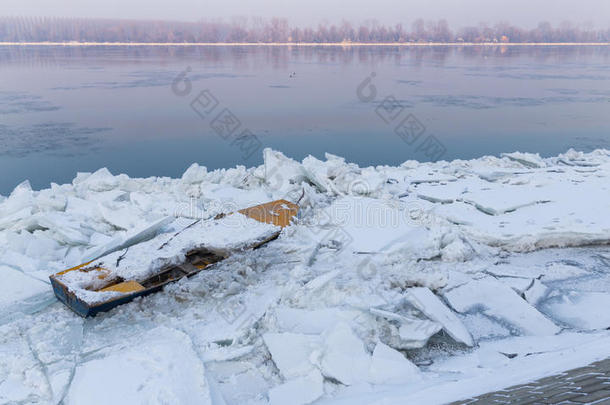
[3,42,609,47]
[2,148,610,404]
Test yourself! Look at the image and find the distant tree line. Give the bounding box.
[0,17,608,43]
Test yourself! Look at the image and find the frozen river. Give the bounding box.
[2,148,610,404]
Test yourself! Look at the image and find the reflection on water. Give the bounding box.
[0,45,609,194]
[1,44,609,68]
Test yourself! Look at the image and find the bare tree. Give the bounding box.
[0,17,607,44]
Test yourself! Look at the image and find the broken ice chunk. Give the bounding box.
[10,179,33,194]
[206,359,267,404]
[397,319,442,349]
[64,327,212,405]
[404,166,457,184]
[257,148,308,192]
[404,287,474,346]
[487,262,587,282]
[81,216,172,262]
[22,231,62,262]
[181,163,208,184]
[557,149,602,167]
[369,342,420,385]
[36,213,90,246]
[542,262,589,282]
[443,277,560,336]
[523,279,549,305]
[0,250,41,274]
[99,205,143,230]
[302,270,340,292]
[268,370,324,405]
[415,180,469,204]
[322,196,441,258]
[0,326,49,403]
[460,312,512,340]
[0,206,32,230]
[75,167,119,192]
[370,307,442,349]
[263,333,320,379]
[369,307,414,323]
[320,323,371,386]
[461,183,550,216]
[541,291,610,330]
[274,307,360,334]
[86,189,128,204]
[440,238,474,262]
[499,277,535,295]
[501,152,546,168]
[0,266,53,323]
[0,180,34,220]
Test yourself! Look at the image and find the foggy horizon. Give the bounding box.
[3,0,609,29]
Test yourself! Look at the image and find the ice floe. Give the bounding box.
[263,332,321,379]
[368,342,420,385]
[541,291,610,330]
[65,327,212,405]
[443,277,561,336]
[404,287,474,346]
[268,370,324,405]
[319,323,372,385]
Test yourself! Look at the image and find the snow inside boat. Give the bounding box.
[49,200,299,317]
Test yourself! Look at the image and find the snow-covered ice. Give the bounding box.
[263,333,321,379]
[368,342,420,385]
[268,370,324,405]
[2,148,610,404]
[443,277,561,336]
[65,327,213,405]
[541,291,610,330]
[404,287,474,346]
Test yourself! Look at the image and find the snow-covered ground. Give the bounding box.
[2,148,610,404]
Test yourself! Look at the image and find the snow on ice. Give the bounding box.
[2,148,610,404]
[65,327,213,405]
[443,277,561,336]
[404,287,474,346]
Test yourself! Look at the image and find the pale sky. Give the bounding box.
[3,0,609,28]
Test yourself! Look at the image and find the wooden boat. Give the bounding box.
[49,199,298,317]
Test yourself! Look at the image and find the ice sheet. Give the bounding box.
[541,291,610,330]
[443,277,561,336]
[65,327,212,405]
[3,148,610,404]
[404,287,474,346]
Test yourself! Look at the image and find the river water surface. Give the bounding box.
[0,45,609,194]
